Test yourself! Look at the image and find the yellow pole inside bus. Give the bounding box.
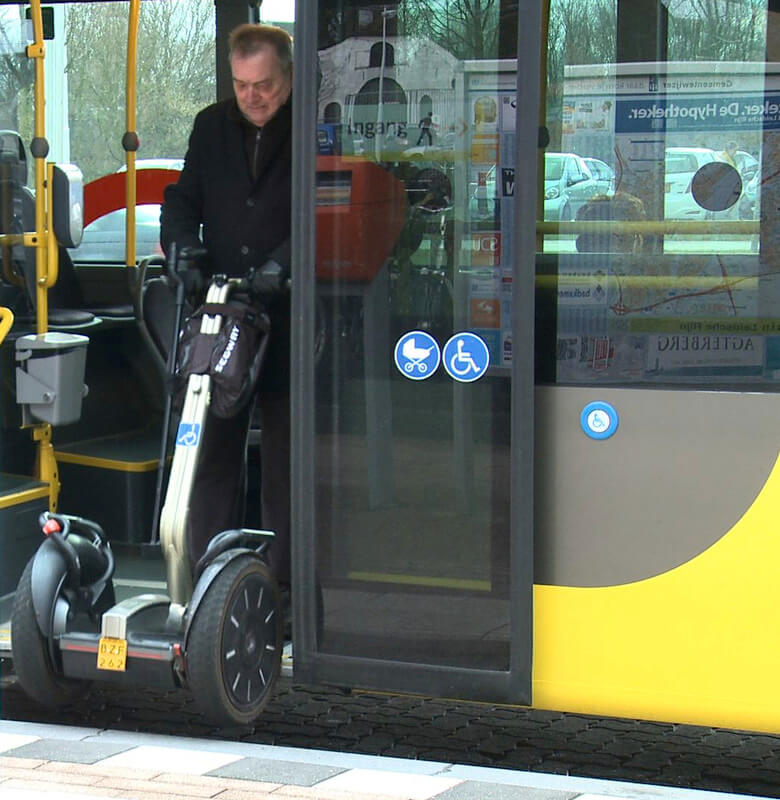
[0,307,14,346]
[26,0,62,508]
[125,0,140,267]
[26,0,49,334]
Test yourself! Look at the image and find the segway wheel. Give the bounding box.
[10,559,89,707]
[187,556,281,726]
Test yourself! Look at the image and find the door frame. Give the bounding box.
[290,0,540,705]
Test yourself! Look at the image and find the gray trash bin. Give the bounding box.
[15,332,89,425]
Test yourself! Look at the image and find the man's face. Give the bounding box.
[232,46,292,128]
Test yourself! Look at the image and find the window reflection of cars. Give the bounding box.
[69,203,165,263]
[582,157,616,196]
[733,150,758,182]
[116,157,184,173]
[739,170,759,220]
[468,154,612,222]
[544,152,605,222]
[70,159,183,264]
[664,146,732,220]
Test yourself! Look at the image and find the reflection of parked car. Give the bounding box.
[544,152,604,221]
[739,170,759,220]
[664,146,730,220]
[116,157,184,173]
[70,160,182,263]
[732,150,759,181]
[69,204,165,263]
[582,157,616,196]
[468,153,611,222]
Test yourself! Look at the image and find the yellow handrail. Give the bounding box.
[537,219,759,236]
[0,306,14,345]
[125,0,140,267]
[23,0,58,510]
[26,0,53,334]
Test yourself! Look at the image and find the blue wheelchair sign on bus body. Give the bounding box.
[443,332,490,382]
[394,331,441,380]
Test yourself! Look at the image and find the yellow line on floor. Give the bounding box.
[347,571,491,591]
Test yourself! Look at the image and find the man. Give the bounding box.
[416,112,433,146]
[160,24,293,592]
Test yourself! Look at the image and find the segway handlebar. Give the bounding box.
[166,244,289,300]
[37,512,115,589]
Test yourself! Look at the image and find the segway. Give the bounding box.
[11,247,285,726]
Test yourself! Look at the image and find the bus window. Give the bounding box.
[0,1,216,265]
[540,0,775,388]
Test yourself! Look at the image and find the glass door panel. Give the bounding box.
[294,0,535,701]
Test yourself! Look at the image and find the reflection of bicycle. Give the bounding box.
[402,337,434,372]
[449,338,479,376]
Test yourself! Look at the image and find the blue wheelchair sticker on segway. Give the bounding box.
[176,422,201,447]
[443,332,490,382]
[394,330,441,380]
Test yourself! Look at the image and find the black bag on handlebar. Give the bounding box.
[175,300,271,418]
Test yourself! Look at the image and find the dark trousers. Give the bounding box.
[187,389,291,584]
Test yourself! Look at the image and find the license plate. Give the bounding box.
[97,637,127,671]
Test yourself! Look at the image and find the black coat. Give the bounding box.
[160,97,292,390]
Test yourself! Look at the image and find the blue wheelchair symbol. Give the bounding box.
[394,331,440,380]
[443,332,490,382]
[176,422,201,447]
[580,402,619,440]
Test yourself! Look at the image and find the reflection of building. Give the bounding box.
[318,37,457,143]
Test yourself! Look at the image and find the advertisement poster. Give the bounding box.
[464,68,516,369]
[555,62,780,384]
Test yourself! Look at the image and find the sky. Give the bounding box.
[260,0,295,23]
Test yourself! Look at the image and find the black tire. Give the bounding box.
[10,559,88,707]
[187,556,281,726]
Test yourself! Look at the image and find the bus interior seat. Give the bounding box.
[0,131,133,328]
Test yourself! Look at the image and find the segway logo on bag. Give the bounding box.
[176,422,201,447]
[214,324,240,373]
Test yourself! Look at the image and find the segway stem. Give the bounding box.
[147,244,190,551]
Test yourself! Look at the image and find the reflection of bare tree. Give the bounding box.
[401,0,500,60]
[66,0,215,182]
[544,0,768,149]
[664,0,766,60]
[0,8,34,131]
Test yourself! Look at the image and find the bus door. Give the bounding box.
[290,0,536,703]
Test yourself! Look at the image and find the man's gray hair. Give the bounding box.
[228,24,293,75]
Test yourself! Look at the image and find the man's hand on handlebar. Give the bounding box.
[248,258,290,297]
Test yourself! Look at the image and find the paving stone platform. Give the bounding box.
[3,663,780,798]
